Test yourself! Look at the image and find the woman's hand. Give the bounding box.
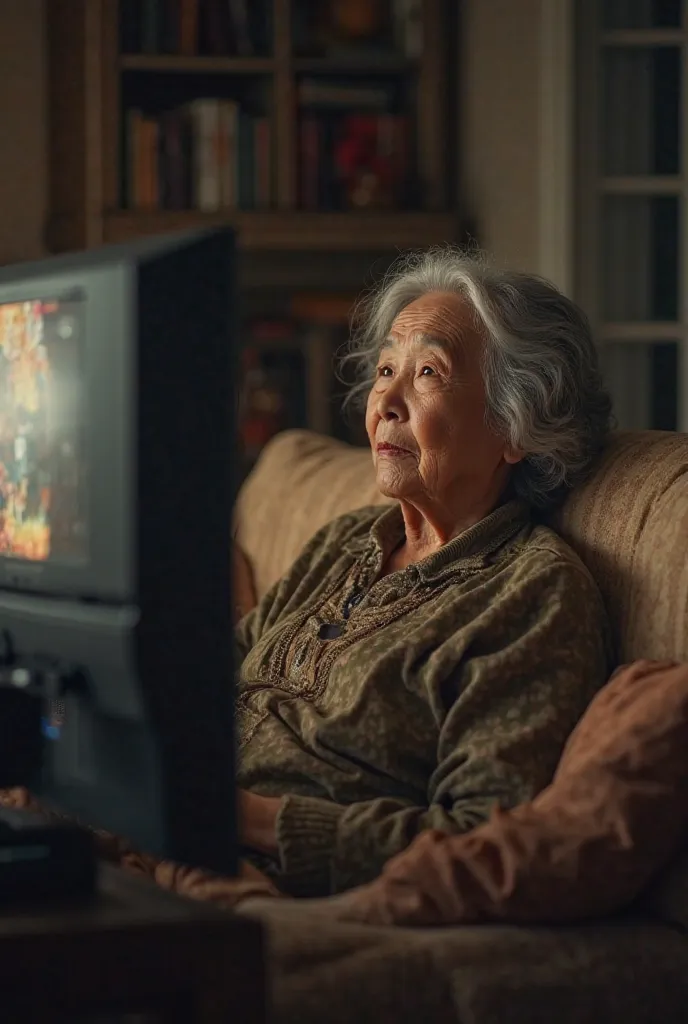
[238,789,282,856]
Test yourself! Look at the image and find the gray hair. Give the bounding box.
[342,246,612,509]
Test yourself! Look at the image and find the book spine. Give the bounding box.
[189,99,221,210]
[238,115,255,210]
[319,117,335,211]
[179,0,199,55]
[202,0,227,55]
[127,110,143,208]
[255,117,271,209]
[394,114,411,205]
[140,118,152,207]
[228,0,254,55]
[160,111,183,209]
[162,0,180,53]
[181,108,194,207]
[218,100,238,208]
[159,114,169,208]
[149,118,160,208]
[120,0,141,53]
[300,116,319,210]
[141,0,161,54]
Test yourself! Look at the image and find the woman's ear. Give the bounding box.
[503,445,525,466]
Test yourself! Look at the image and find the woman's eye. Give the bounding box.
[420,366,435,376]
[377,365,393,377]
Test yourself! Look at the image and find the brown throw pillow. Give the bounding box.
[334,660,688,926]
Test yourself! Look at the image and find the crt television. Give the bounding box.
[0,227,237,876]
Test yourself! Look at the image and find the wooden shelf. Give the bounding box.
[120,54,275,74]
[47,0,454,255]
[601,176,682,195]
[601,28,684,46]
[292,56,416,73]
[96,210,458,251]
[599,322,685,342]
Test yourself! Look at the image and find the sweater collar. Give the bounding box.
[360,499,531,582]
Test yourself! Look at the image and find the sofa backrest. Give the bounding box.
[235,429,688,665]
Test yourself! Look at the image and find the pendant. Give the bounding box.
[318,622,344,641]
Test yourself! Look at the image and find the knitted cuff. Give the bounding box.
[275,794,344,896]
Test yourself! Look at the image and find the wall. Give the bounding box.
[0,0,558,276]
[0,0,47,265]
[460,0,544,274]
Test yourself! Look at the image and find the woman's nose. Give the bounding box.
[377,378,408,422]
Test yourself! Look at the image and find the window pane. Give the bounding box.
[602,47,680,174]
[601,196,679,320]
[601,341,678,429]
[602,0,682,29]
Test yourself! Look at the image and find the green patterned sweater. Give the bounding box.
[235,500,611,896]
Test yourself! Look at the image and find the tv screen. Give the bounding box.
[0,295,87,564]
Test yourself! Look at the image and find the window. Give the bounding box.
[575,0,688,431]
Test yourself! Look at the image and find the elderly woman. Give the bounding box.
[0,248,612,905]
[235,247,612,897]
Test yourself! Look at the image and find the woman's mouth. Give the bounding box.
[377,442,411,456]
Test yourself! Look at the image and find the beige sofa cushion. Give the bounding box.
[235,430,390,600]
[554,431,688,664]
[235,429,688,664]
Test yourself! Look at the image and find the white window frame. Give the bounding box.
[574,0,688,432]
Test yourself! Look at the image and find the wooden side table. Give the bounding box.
[0,863,265,1022]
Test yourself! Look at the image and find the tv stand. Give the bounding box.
[0,862,265,1021]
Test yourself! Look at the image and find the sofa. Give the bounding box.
[234,427,688,1024]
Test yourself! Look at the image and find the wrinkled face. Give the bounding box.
[365,291,521,511]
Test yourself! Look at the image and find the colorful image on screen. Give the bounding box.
[0,297,86,562]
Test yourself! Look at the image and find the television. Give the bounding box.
[0,228,237,876]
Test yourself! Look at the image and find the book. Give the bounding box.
[188,99,222,210]
[238,114,255,209]
[218,100,239,208]
[300,117,320,210]
[123,102,271,212]
[127,110,144,207]
[118,0,271,55]
[298,78,397,110]
[120,0,140,52]
[254,118,271,209]
[179,0,200,54]
[159,109,187,208]
[162,0,181,53]
[200,0,232,54]
[145,118,161,208]
[228,0,254,55]
[141,0,162,54]
[297,109,410,211]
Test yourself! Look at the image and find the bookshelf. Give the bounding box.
[45,0,460,474]
[46,0,458,256]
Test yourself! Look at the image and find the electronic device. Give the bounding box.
[0,227,237,889]
[0,805,95,905]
